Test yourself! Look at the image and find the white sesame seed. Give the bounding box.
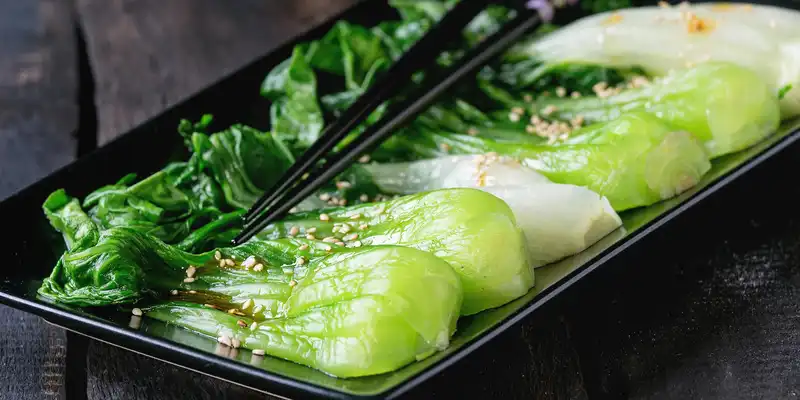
[319,214,330,222]
[185,265,197,278]
[252,349,266,356]
[231,338,241,349]
[324,245,332,252]
[322,236,337,243]
[305,234,316,240]
[338,198,348,206]
[467,127,479,136]
[508,112,520,122]
[236,319,247,327]
[204,304,219,310]
[289,280,297,287]
[343,233,358,242]
[253,263,264,272]
[252,304,264,314]
[241,299,254,310]
[351,241,362,248]
[335,241,345,246]
[298,244,309,251]
[336,181,352,189]
[349,214,361,220]
[523,94,533,102]
[359,224,368,230]
[358,155,371,163]
[319,193,331,201]
[289,207,298,213]
[511,106,525,115]
[359,194,369,202]
[218,335,232,347]
[214,251,222,260]
[225,259,235,267]
[571,91,581,98]
[131,308,143,316]
[296,257,306,266]
[289,226,299,236]
[339,224,351,234]
[242,256,256,269]
[184,277,195,283]
[541,105,557,116]
[250,322,258,330]
[306,227,317,233]
[189,290,197,294]
[556,87,567,97]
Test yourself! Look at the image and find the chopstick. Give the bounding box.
[240,0,491,226]
[233,0,577,246]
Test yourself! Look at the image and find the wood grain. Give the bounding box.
[75,0,360,146]
[0,0,77,399]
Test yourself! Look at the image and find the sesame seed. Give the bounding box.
[358,155,371,163]
[511,106,525,115]
[324,245,332,252]
[555,87,567,97]
[339,224,351,234]
[289,226,299,236]
[289,207,298,213]
[343,233,358,241]
[336,181,352,189]
[307,227,317,233]
[231,338,241,349]
[189,290,197,294]
[214,251,222,260]
[467,127,479,136]
[523,94,533,102]
[218,335,232,347]
[323,236,337,243]
[252,349,266,356]
[349,214,361,220]
[170,289,178,295]
[289,280,297,287]
[541,105,557,116]
[250,322,258,330]
[184,277,195,283]
[132,308,143,316]
[439,143,451,152]
[338,198,348,206]
[252,304,264,314]
[571,91,581,98]
[242,256,256,269]
[319,193,331,201]
[351,241,362,248]
[508,112,521,122]
[298,244,309,251]
[253,264,264,272]
[242,299,254,310]
[359,194,369,202]
[525,125,537,134]
[225,259,235,267]
[335,241,345,246]
[205,304,220,310]
[305,234,316,240]
[359,224,368,230]
[236,320,247,328]
[319,214,330,222]
[296,257,306,266]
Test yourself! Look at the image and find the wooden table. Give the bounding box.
[1,1,797,399]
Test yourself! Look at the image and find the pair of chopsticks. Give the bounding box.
[232,0,583,246]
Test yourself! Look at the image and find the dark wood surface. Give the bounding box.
[0,1,797,399]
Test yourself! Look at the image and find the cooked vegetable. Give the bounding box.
[395,112,711,211]
[38,214,462,378]
[529,62,781,157]
[361,154,622,267]
[143,244,461,378]
[258,188,531,316]
[508,3,800,118]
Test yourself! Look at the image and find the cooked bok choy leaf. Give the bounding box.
[258,188,531,316]
[143,244,461,378]
[38,217,462,378]
[529,62,781,157]
[508,3,800,118]
[361,154,622,267]
[401,112,711,211]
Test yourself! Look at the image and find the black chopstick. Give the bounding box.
[232,6,545,246]
[241,0,491,226]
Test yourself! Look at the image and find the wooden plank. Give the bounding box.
[0,0,78,399]
[75,0,360,145]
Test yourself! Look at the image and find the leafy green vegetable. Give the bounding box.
[393,112,711,211]
[258,188,531,315]
[531,62,781,157]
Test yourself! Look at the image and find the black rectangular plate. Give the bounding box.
[1,1,799,399]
